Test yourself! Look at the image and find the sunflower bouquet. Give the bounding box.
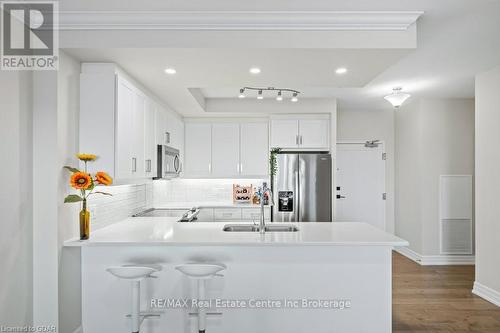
[64,154,113,240]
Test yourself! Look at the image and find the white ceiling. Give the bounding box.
[63,0,500,115]
[65,48,410,116]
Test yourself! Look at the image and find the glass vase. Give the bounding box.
[80,199,90,240]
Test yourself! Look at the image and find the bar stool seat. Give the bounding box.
[107,264,162,333]
[176,263,226,333]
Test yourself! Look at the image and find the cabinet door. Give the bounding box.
[115,77,135,179]
[184,123,212,176]
[132,92,145,177]
[211,123,240,177]
[240,122,269,176]
[155,106,169,146]
[299,119,330,149]
[270,119,299,148]
[144,99,157,177]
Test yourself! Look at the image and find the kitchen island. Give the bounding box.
[66,219,407,333]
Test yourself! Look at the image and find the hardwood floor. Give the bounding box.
[392,252,500,333]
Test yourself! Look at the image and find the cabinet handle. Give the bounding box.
[208,163,212,174]
[132,157,137,172]
[296,135,299,145]
[239,163,243,174]
[165,132,170,145]
[146,159,151,172]
[299,135,303,145]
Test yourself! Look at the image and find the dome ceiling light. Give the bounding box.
[384,87,411,108]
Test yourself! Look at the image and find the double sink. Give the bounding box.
[223,224,299,232]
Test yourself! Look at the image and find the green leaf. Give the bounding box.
[93,191,112,196]
[64,195,83,203]
[63,166,80,173]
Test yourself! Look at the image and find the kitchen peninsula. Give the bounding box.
[66,219,407,333]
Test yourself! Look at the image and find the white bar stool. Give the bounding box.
[107,264,162,333]
[175,263,226,333]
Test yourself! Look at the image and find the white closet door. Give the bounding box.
[211,123,240,177]
[240,122,269,176]
[115,77,134,180]
[184,123,212,177]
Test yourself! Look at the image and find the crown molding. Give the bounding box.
[58,11,423,31]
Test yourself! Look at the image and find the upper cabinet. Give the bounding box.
[270,114,330,150]
[80,63,183,182]
[184,123,212,177]
[184,121,269,178]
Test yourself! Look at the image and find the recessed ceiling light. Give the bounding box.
[335,67,347,74]
[249,67,261,74]
[164,68,176,75]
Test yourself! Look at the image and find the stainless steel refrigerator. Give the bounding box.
[272,152,332,222]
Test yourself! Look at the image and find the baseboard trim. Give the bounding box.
[394,246,475,265]
[473,282,500,307]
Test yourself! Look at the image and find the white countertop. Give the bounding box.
[64,218,408,247]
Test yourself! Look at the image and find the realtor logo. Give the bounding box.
[1,1,58,70]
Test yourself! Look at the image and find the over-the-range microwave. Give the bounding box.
[155,145,181,179]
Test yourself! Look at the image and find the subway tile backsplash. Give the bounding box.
[90,179,267,229]
[153,178,267,206]
[89,182,153,231]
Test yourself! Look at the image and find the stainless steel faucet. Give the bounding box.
[259,182,272,234]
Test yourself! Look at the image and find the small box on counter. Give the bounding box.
[233,184,253,203]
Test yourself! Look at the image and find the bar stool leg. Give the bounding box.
[198,279,206,333]
[131,280,140,333]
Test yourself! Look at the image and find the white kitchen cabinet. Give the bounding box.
[299,119,330,149]
[214,208,242,220]
[115,77,145,179]
[184,120,269,178]
[270,119,299,148]
[80,63,179,182]
[212,123,240,177]
[240,122,269,176]
[184,123,212,177]
[270,115,330,150]
[144,99,157,177]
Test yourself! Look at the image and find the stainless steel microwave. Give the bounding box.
[155,145,181,179]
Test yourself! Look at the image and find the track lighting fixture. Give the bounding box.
[238,87,300,102]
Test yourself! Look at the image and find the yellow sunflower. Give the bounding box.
[95,172,113,186]
[76,153,97,162]
[70,172,92,190]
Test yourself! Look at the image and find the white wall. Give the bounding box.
[0,71,33,326]
[396,98,474,256]
[474,65,500,301]
[337,109,395,233]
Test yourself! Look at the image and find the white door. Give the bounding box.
[211,123,240,177]
[270,119,299,148]
[240,122,269,176]
[184,123,212,177]
[335,143,386,230]
[299,119,329,149]
[144,99,157,177]
[115,77,134,180]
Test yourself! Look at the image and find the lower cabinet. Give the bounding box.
[195,207,270,222]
